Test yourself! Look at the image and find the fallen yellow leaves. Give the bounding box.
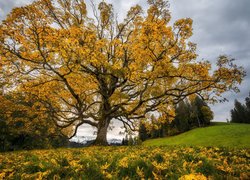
[0,146,249,179]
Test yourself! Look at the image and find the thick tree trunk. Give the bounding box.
[93,79,113,145]
[93,121,109,146]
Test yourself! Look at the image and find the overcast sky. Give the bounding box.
[1,0,250,139]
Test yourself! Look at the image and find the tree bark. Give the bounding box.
[93,121,109,146]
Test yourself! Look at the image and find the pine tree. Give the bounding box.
[191,96,213,126]
[245,93,250,123]
[231,93,250,124]
[138,123,149,141]
[175,100,191,132]
[231,100,247,123]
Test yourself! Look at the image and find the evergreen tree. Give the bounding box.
[138,96,214,140]
[123,135,129,146]
[200,106,214,125]
[175,100,191,132]
[191,96,213,126]
[128,135,134,146]
[0,117,9,151]
[138,123,149,141]
[245,93,250,110]
[231,97,250,123]
[245,93,250,123]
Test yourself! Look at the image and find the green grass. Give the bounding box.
[143,122,250,148]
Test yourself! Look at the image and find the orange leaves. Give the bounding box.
[147,0,170,23]
[73,0,87,17]
[126,5,143,19]
[212,56,246,94]
[174,18,193,39]
[98,2,113,28]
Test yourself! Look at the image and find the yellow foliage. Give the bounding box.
[0,147,249,179]
[0,0,245,143]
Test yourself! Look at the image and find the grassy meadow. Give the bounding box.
[143,123,250,148]
[0,123,249,179]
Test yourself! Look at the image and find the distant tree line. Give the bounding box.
[139,96,213,141]
[121,134,142,146]
[230,92,250,123]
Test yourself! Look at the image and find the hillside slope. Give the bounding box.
[143,123,250,148]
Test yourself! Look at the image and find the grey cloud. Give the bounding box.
[0,1,16,20]
[0,0,33,21]
[168,0,250,121]
[169,0,250,53]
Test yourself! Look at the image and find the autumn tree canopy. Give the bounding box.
[0,0,245,145]
[0,90,69,151]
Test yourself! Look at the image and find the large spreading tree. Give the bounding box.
[0,0,245,145]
